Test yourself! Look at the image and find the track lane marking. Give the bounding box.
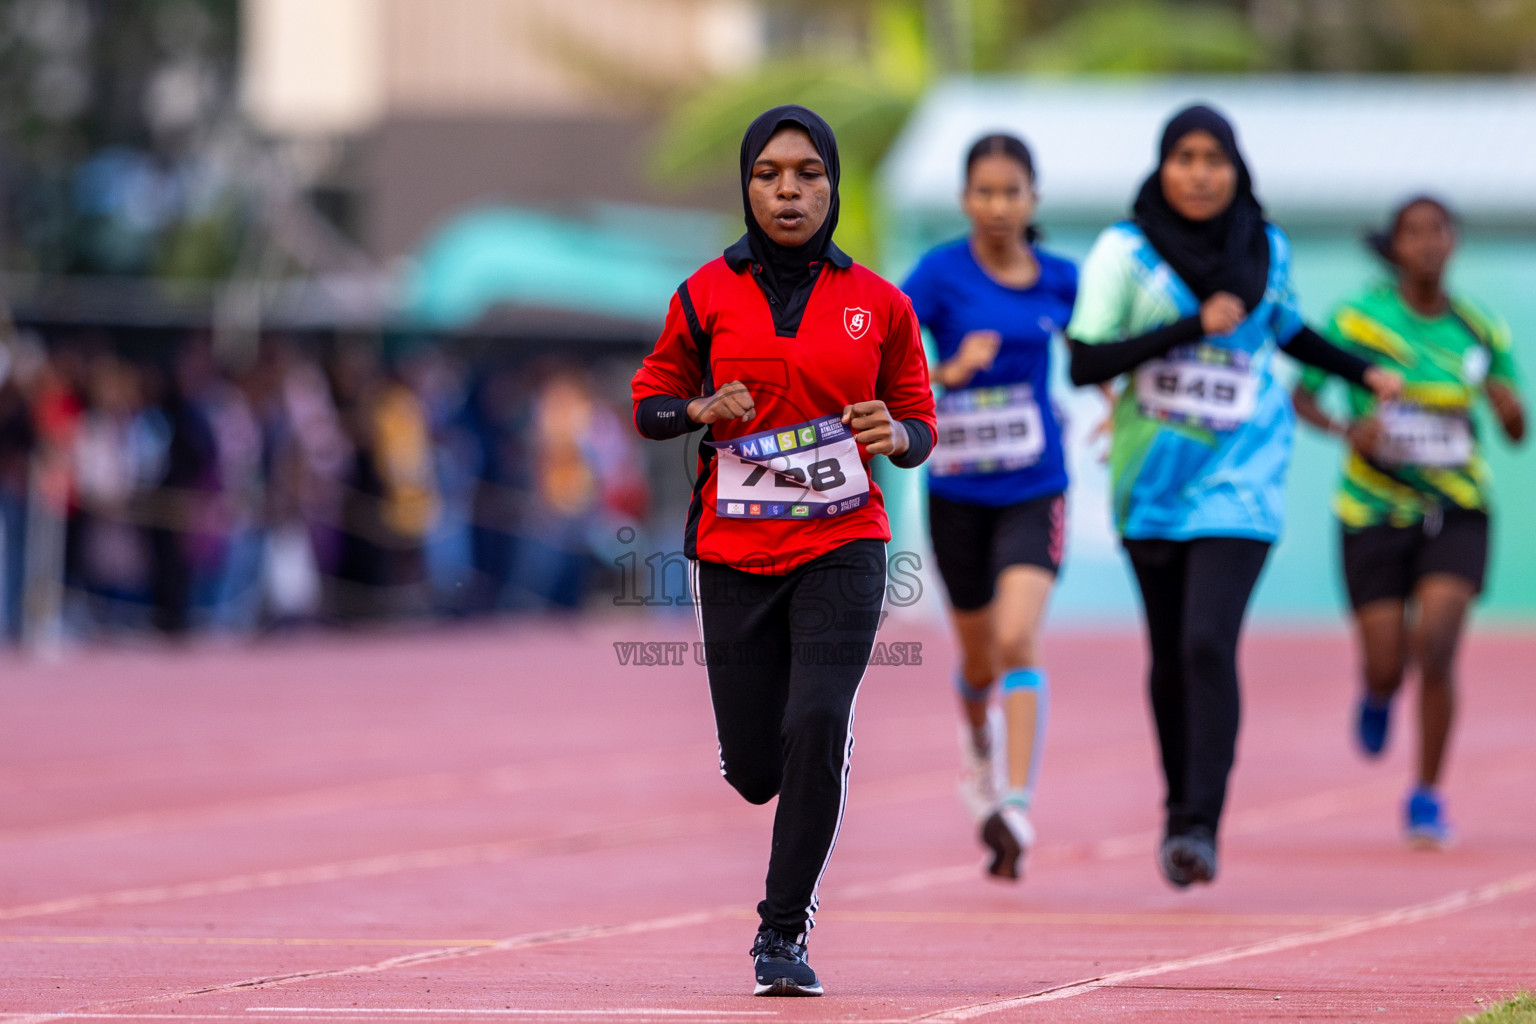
[0,1016,800,1022]
[908,868,1536,1021]
[0,935,502,948]
[0,812,719,923]
[0,746,721,848]
[0,773,509,848]
[0,1007,786,1019]
[250,1010,773,1017]
[799,910,1356,927]
[0,910,734,1024]
[0,768,1468,1024]
[0,857,1039,1024]
[0,905,1355,948]
[0,769,956,924]
[5,744,1522,926]
[8,757,1532,1021]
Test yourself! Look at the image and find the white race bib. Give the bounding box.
[1377,403,1473,468]
[708,414,870,521]
[932,383,1046,477]
[1135,349,1258,431]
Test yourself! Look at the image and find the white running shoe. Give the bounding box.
[956,720,1000,824]
[981,801,1034,880]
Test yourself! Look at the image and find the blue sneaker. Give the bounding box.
[1405,787,1453,849]
[750,928,822,996]
[1356,693,1392,757]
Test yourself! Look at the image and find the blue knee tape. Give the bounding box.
[955,671,995,702]
[1001,667,1046,693]
[1001,667,1050,804]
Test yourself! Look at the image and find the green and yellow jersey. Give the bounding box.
[1299,282,1520,529]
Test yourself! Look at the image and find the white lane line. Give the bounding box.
[0,1016,911,1024]
[252,1009,773,1016]
[0,746,721,849]
[910,867,1536,1021]
[0,858,999,1024]
[834,774,1407,898]
[1038,776,1404,868]
[1018,763,1532,875]
[0,1015,779,1022]
[0,910,734,1024]
[10,764,1528,1024]
[0,813,715,923]
[187,911,731,994]
[0,772,516,848]
[0,756,1454,929]
[0,770,1445,1024]
[0,766,960,926]
[0,935,499,948]
[0,1019,841,1024]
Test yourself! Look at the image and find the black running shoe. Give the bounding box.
[750,927,822,997]
[1159,827,1217,888]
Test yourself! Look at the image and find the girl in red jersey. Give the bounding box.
[632,106,936,997]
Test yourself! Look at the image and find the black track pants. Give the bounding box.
[1123,537,1270,838]
[693,539,887,941]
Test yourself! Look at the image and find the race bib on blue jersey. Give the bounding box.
[708,414,870,521]
[1135,345,1258,432]
[931,383,1046,477]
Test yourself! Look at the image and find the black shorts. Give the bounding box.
[928,491,1063,612]
[1341,508,1489,609]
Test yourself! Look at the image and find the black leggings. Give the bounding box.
[693,539,887,941]
[1123,537,1270,838]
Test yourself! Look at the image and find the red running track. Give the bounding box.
[0,619,1532,1023]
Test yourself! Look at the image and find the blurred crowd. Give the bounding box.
[0,331,650,646]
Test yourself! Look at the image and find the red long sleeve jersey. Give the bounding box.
[632,254,936,574]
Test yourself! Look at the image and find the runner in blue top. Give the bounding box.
[1066,105,1402,888]
[903,134,1077,880]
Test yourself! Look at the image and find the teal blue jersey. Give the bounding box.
[1067,221,1307,542]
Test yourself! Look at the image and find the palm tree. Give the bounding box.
[648,0,1264,262]
[650,1,935,261]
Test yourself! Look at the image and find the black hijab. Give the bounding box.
[1132,104,1269,310]
[736,105,841,309]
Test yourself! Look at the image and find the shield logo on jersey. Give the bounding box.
[844,307,871,340]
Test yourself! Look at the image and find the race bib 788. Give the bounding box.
[707,414,871,521]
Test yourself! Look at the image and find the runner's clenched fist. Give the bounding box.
[842,400,909,457]
[688,380,755,423]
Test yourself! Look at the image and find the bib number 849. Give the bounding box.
[1152,370,1239,406]
[1136,356,1258,428]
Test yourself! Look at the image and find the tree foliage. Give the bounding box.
[650,2,933,261]
[1019,2,1264,73]
[650,0,1535,258]
[649,0,1260,257]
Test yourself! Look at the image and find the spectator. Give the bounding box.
[145,345,219,636]
[330,342,440,621]
[0,338,41,641]
[0,333,648,642]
